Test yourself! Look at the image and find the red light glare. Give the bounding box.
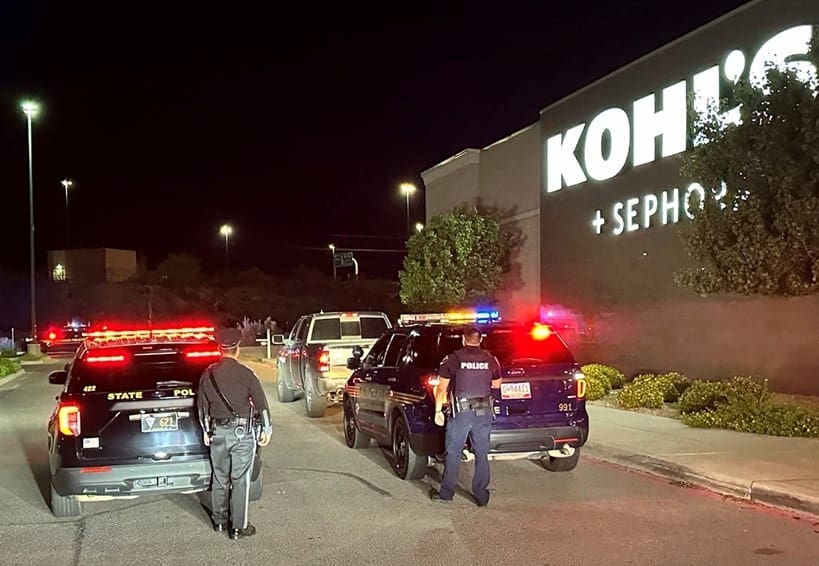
[185,350,221,359]
[86,354,126,364]
[48,332,57,340]
[531,324,552,341]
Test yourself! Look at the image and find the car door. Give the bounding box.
[354,334,391,431]
[291,317,311,389]
[284,317,307,390]
[366,332,409,437]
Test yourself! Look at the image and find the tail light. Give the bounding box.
[47,331,58,341]
[318,349,330,373]
[574,371,587,399]
[185,348,222,360]
[423,374,440,396]
[58,403,81,436]
[86,353,127,364]
[531,323,552,341]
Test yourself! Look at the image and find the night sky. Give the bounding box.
[0,1,749,279]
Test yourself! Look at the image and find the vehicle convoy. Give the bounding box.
[46,324,262,517]
[342,311,589,480]
[274,311,392,418]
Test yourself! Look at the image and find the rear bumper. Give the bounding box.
[489,425,586,454]
[317,375,348,401]
[52,459,211,498]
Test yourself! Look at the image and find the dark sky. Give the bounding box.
[0,0,749,279]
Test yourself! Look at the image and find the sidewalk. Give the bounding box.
[584,404,819,517]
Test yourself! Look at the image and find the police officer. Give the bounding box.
[197,328,272,539]
[430,325,502,506]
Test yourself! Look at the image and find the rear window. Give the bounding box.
[311,315,389,341]
[482,328,574,365]
[409,334,463,369]
[68,351,211,393]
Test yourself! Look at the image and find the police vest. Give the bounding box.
[452,347,493,399]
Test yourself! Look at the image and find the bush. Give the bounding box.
[660,371,692,401]
[585,372,610,401]
[0,358,20,378]
[581,363,625,390]
[678,380,728,414]
[617,374,671,409]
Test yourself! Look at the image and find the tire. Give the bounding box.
[249,467,263,501]
[343,400,371,449]
[304,378,326,418]
[50,483,81,517]
[391,416,428,480]
[277,367,295,403]
[541,447,580,472]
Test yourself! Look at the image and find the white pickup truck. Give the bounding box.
[273,311,392,417]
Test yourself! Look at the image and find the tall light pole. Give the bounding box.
[61,179,73,249]
[415,222,424,233]
[22,101,39,347]
[219,224,233,270]
[328,244,336,281]
[400,182,417,237]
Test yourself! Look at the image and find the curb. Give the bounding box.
[0,369,26,388]
[584,440,819,518]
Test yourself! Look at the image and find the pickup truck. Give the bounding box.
[274,311,392,417]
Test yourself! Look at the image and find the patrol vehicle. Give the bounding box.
[342,311,589,480]
[39,319,90,356]
[46,323,262,517]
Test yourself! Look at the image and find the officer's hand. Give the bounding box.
[434,411,445,427]
[257,432,270,447]
[203,432,211,446]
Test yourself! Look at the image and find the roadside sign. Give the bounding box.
[333,251,354,268]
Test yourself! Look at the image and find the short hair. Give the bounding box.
[462,326,482,344]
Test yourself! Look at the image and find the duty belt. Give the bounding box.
[212,417,248,426]
[454,396,491,412]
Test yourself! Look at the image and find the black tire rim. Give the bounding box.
[393,421,408,475]
[344,405,356,446]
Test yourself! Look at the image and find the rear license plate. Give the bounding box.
[501,382,531,400]
[141,413,178,432]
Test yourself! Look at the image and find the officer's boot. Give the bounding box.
[229,523,256,540]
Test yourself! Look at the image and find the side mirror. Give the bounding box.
[272,334,285,345]
[48,370,68,385]
[346,357,361,370]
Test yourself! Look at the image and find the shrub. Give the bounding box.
[678,380,728,413]
[660,371,692,401]
[616,374,670,409]
[581,363,625,390]
[585,371,610,401]
[0,358,20,378]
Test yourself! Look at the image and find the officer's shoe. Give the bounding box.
[229,524,257,540]
[212,522,228,533]
[429,488,452,504]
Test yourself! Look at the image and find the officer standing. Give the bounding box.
[430,325,502,506]
[197,328,272,539]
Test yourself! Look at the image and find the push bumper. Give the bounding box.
[52,459,212,498]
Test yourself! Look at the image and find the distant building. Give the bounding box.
[47,248,137,283]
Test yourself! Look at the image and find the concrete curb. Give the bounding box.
[584,440,819,518]
[0,369,26,388]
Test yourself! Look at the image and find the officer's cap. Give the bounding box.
[214,327,242,349]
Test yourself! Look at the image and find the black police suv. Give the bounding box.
[47,326,262,517]
[342,314,589,480]
[40,320,90,356]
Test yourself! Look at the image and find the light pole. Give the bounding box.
[219,224,233,270]
[400,182,417,237]
[61,179,73,249]
[328,244,336,281]
[22,100,39,348]
[415,222,424,233]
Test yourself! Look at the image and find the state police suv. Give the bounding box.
[46,324,262,517]
[342,312,589,480]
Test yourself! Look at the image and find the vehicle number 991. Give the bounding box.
[558,403,573,412]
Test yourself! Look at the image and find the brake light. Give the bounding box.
[86,354,127,364]
[58,404,81,436]
[531,323,552,341]
[47,331,58,341]
[575,371,587,399]
[185,349,222,360]
[423,374,440,396]
[80,466,113,473]
[318,349,330,373]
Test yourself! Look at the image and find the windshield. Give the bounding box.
[68,352,212,393]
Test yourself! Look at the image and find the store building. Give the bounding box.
[47,248,137,283]
[422,0,819,394]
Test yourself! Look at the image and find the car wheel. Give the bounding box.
[391,416,427,480]
[50,483,81,517]
[343,400,371,449]
[277,368,295,403]
[541,447,580,472]
[304,379,326,418]
[249,467,263,501]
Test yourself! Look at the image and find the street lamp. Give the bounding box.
[399,182,417,236]
[22,100,39,348]
[61,179,73,249]
[415,222,424,233]
[219,224,233,269]
[329,244,336,281]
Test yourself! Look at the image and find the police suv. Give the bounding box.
[342,311,589,480]
[46,324,262,517]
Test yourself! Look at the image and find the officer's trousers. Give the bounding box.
[209,425,257,529]
[439,409,492,505]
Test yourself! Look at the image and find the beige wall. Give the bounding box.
[104,249,137,282]
[47,248,137,283]
[422,149,481,218]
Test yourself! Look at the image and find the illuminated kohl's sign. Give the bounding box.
[543,25,818,235]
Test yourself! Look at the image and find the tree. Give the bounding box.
[156,253,203,287]
[399,202,521,311]
[676,30,819,296]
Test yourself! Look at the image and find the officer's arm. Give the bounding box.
[435,355,454,413]
[197,371,212,438]
[248,372,273,436]
[490,356,503,389]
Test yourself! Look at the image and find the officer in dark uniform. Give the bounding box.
[430,325,502,506]
[197,328,272,539]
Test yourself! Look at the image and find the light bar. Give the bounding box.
[398,311,501,326]
[84,326,215,340]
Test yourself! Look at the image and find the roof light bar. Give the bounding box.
[398,310,501,326]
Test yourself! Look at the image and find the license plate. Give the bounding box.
[501,382,531,400]
[141,412,178,432]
